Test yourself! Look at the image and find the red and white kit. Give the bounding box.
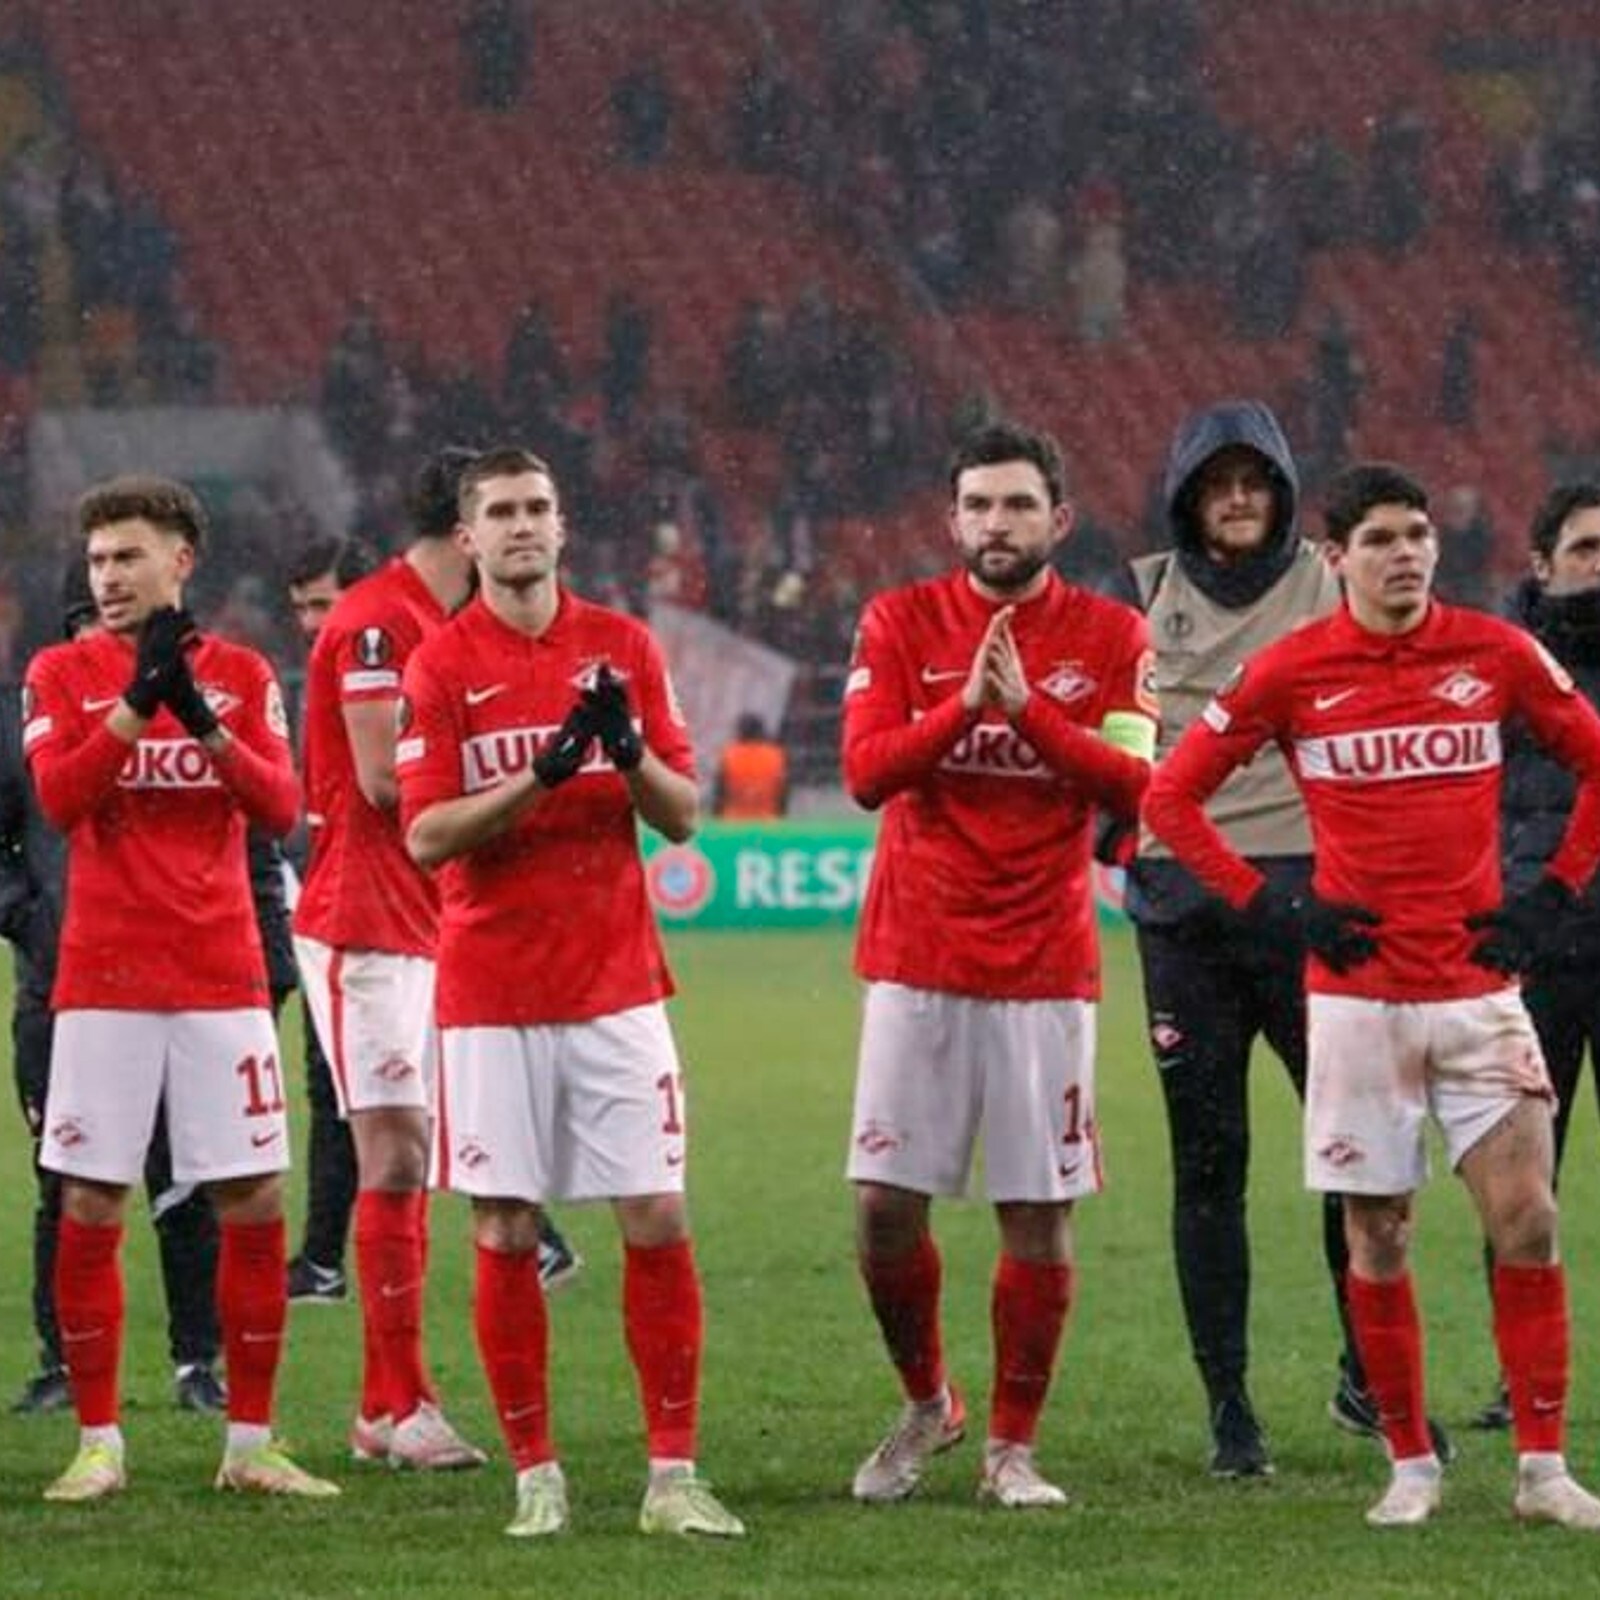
[23,628,298,1180]
[397,590,695,1199]
[293,558,447,1113]
[842,568,1153,1200]
[1145,601,1600,1001]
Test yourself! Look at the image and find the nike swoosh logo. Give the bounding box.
[920,667,965,684]
[465,684,508,705]
[61,1328,106,1344]
[665,1150,685,1167]
[379,1280,422,1299]
[82,695,121,712]
[1313,688,1358,710]
[250,1130,281,1148]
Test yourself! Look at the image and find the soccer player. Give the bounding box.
[1144,462,1600,1530]
[281,534,377,1304]
[397,445,744,1540]
[292,452,485,1468]
[842,421,1156,1507]
[1472,482,1600,1428]
[23,473,335,1500]
[1114,400,1444,1474]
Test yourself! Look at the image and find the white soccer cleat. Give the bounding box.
[389,1402,488,1471]
[978,1442,1069,1508]
[506,1461,569,1538]
[44,1441,126,1503]
[852,1385,966,1504]
[1365,1461,1442,1527]
[1515,1469,1600,1530]
[638,1470,746,1537]
[349,1413,394,1462]
[215,1440,341,1497]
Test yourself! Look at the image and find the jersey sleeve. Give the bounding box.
[1504,631,1600,895]
[208,653,300,838]
[1142,652,1288,908]
[841,597,976,808]
[1013,611,1155,817]
[396,651,465,826]
[334,613,406,705]
[635,630,695,780]
[22,650,131,832]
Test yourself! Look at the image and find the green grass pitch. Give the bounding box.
[1,928,1599,1598]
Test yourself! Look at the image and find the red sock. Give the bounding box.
[624,1240,703,1460]
[990,1254,1074,1447]
[1493,1262,1568,1455]
[860,1232,945,1403]
[355,1190,431,1421]
[474,1243,552,1470]
[218,1217,287,1426]
[1346,1271,1432,1461]
[55,1216,124,1428]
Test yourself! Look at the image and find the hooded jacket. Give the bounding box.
[1119,399,1342,925]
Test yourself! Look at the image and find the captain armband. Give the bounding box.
[1099,710,1157,761]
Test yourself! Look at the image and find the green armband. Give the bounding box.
[1100,711,1157,761]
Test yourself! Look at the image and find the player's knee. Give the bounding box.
[1344,1196,1413,1275]
[615,1192,688,1249]
[854,1183,926,1258]
[1488,1187,1559,1265]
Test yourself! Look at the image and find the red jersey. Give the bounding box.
[842,569,1154,1001]
[1144,601,1600,1000]
[396,591,694,1027]
[23,629,298,1011]
[294,558,447,955]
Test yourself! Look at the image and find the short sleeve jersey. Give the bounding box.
[1161,601,1600,999]
[844,569,1153,1000]
[23,630,294,1010]
[294,559,446,955]
[396,591,695,1027]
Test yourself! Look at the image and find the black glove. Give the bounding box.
[532,700,597,789]
[125,606,198,718]
[1245,883,1382,974]
[1465,876,1577,976]
[162,656,220,740]
[581,664,643,772]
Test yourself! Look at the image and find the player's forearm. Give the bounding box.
[405,775,540,868]
[624,753,697,843]
[208,734,301,838]
[842,695,976,809]
[1142,752,1262,909]
[1013,696,1151,818]
[29,722,136,831]
[1548,779,1600,896]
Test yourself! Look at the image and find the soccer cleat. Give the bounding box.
[1209,1395,1273,1479]
[638,1471,746,1537]
[174,1362,228,1414]
[1365,1461,1442,1527]
[1328,1371,1456,1464]
[978,1443,1069,1508]
[388,1402,488,1470]
[1514,1468,1600,1530]
[350,1413,394,1462]
[537,1232,583,1294]
[215,1440,341,1497]
[506,1461,569,1537]
[1471,1384,1512,1432]
[287,1256,348,1305]
[44,1442,126,1503]
[13,1366,71,1416]
[852,1385,967,1503]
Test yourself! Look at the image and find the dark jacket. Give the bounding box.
[1501,578,1600,962]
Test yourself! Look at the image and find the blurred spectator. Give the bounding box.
[1072,218,1127,344]
[1491,133,1553,249]
[726,298,787,427]
[611,63,673,167]
[714,713,788,819]
[1229,173,1304,340]
[600,291,652,427]
[643,520,707,611]
[1438,307,1480,430]
[1308,306,1365,478]
[1284,132,1358,251]
[998,194,1064,313]
[730,53,801,176]
[1367,109,1428,254]
[503,299,569,416]
[461,0,530,111]
[322,301,390,471]
[1434,483,1495,611]
[1559,180,1600,360]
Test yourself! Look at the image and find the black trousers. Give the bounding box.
[298,996,357,1270]
[1135,915,1358,1408]
[13,990,219,1372]
[1526,960,1600,1179]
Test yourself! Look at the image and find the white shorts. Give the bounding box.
[436,1002,687,1203]
[1305,989,1553,1194]
[846,982,1101,1203]
[294,937,436,1117]
[43,1008,289,1186]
